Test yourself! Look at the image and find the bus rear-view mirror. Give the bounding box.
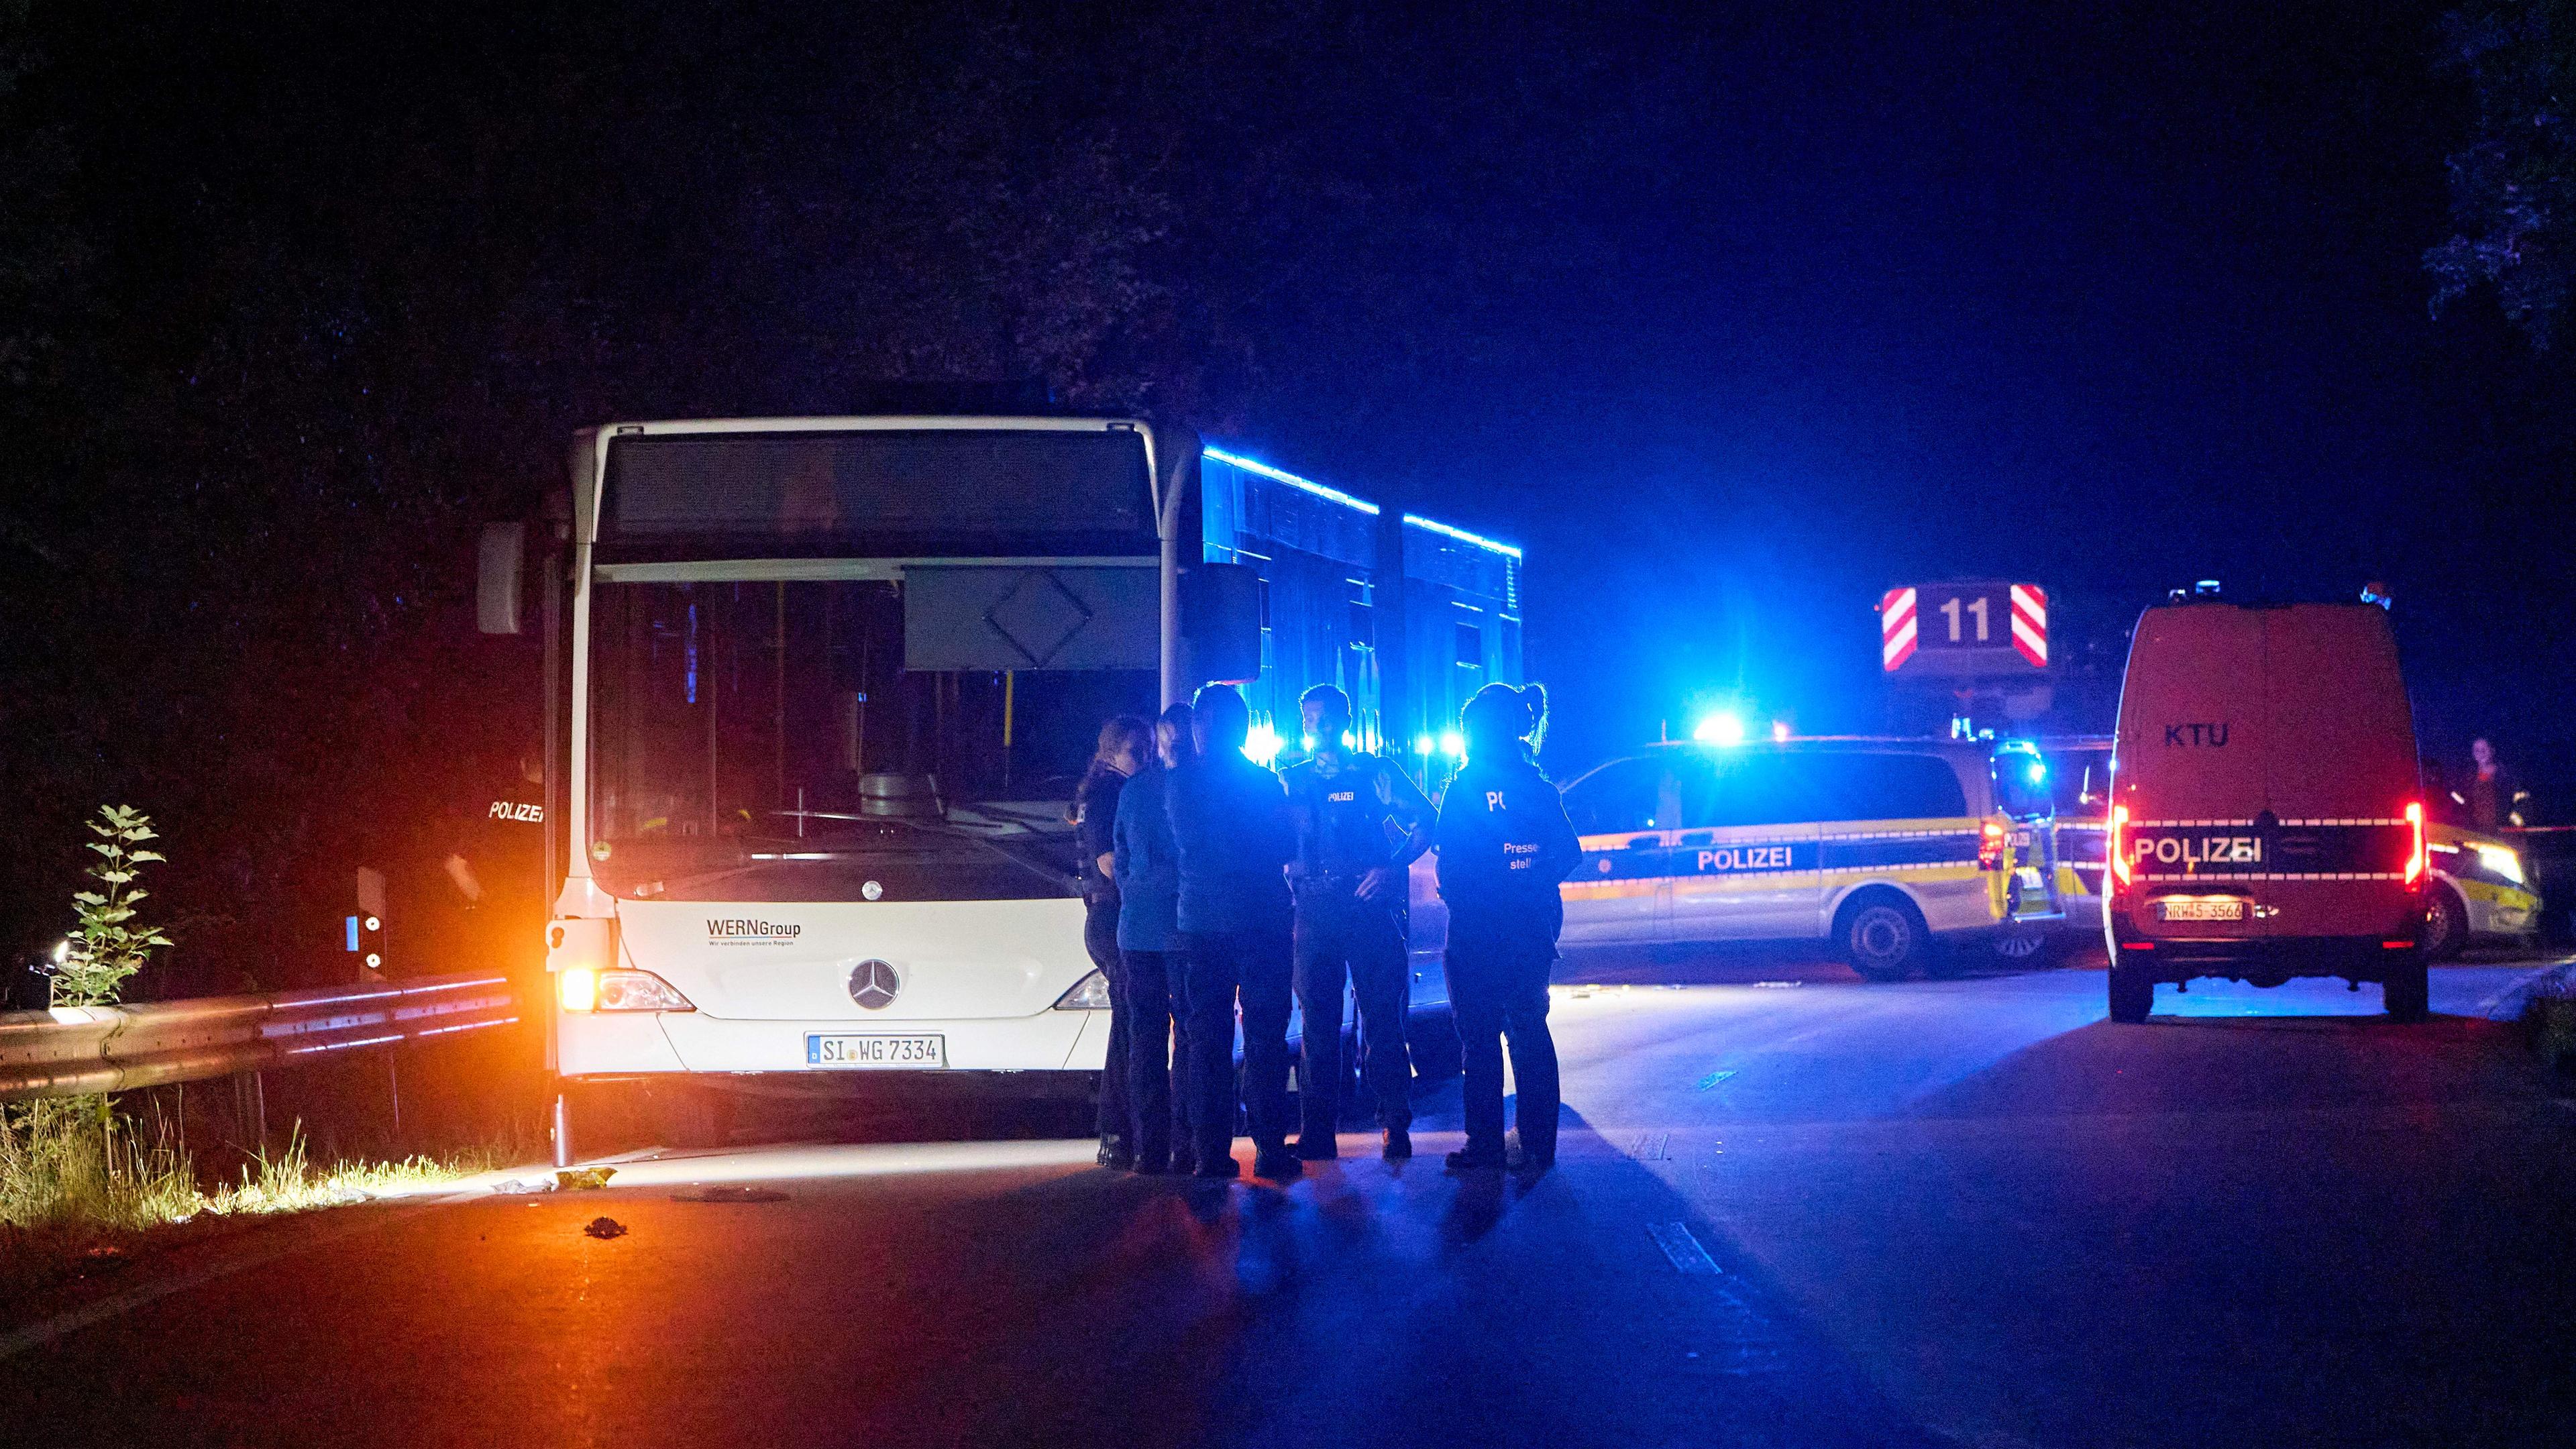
[478,521,525,635]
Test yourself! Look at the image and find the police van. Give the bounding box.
[2103,594,2431,1021]
[1554,737,2061,979]
[2037,737,2115,941]
[2039,734,2541,963]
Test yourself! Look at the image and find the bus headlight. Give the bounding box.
[561,967,694,1013]
[1053,970,1114,1011]
[2475,842,2526,886]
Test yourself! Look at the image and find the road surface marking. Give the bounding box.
[1697,1069,1736,1089]
[1650,1221,1722,1275]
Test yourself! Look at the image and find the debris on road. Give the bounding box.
[556,1167,618,1191]
[582,1216,627,1240]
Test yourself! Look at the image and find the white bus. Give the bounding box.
[482,416,1515,1152]
[484,417,1265,1148]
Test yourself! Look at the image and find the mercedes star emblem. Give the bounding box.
[847,958,902,1010]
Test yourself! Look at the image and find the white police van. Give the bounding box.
[1555,737,2059,978]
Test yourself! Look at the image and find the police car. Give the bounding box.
[2035,736,2114,941]
[2422,819,2542,959]
[1554,737,2061,979]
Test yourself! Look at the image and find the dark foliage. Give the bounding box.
[2427,0,2576,345]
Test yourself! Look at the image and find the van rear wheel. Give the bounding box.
[2382,955,2430,1022]
[2107,960,2155,1023]
[1841,896,1927,981]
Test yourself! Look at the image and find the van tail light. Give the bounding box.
[2403,800,2426,885]
[2107,805,2133,892]
[1979,820,2007,871]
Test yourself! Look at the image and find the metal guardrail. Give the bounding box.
[0,973,521,1102]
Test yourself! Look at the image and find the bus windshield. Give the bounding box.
[586,578,1154,902]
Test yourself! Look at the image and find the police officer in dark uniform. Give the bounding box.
[439,744,549,979]
[1280,684,1434,1161]
[1075,715,1152,1169]
[1115,702,1198,1174]
[1165,684,1300,1181]
[1435,684,1580,1177]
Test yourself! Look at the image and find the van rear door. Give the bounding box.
[2256,604,2418,938]
[2123,606,2268,824]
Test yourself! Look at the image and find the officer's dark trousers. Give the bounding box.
[1083,897,1130,1147]
[1446,904,1560,1161]
[1292,888,1413,1144]
[1175,922,1294,1169]
[1120,948,1195,1170]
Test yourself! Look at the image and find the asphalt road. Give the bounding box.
[5,951,2574,1448]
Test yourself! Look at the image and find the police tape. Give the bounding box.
[0,973,520,1102]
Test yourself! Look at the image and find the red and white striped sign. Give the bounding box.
[2009,584,2047,667]
[1880,587,1918,672]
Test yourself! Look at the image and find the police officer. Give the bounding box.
[1113,702,1199,1174]
[438,743,549,979]
[1280,684,1434,1161]
[2467,738,2531,832]
[1165,684,1300,1181]
[1435,684,1580,1176]
[1075,714,1152,1169]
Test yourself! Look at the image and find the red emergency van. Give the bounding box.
[2104,592,2429,1022]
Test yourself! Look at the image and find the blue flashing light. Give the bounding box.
[2026,761,2046,785]
[1693,712,1747,746]
[1402,513,1523,560]
[1205,447,1380,515]
[1244,722,1285,765]
[1440,730,1466,759]
[345,915,361,953]
[1414,733,1436,755]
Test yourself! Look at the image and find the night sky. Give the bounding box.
[2,1,2569,969]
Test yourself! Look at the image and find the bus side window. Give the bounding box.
[1564,757,1667,835]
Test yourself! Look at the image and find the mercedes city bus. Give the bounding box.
[482,417,1518,1150]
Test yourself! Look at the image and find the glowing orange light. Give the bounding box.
[2108,804,2133,889]
[558,967,598,1012]
[2403,801,2425,885]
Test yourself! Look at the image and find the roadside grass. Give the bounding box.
[205,1129,503,1216]
[1,1097,515,1303]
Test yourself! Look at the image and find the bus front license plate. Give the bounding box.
[807,1034,947,1068]
[2155,897,2245,922]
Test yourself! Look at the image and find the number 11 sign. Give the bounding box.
[1881,582,2046,674]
